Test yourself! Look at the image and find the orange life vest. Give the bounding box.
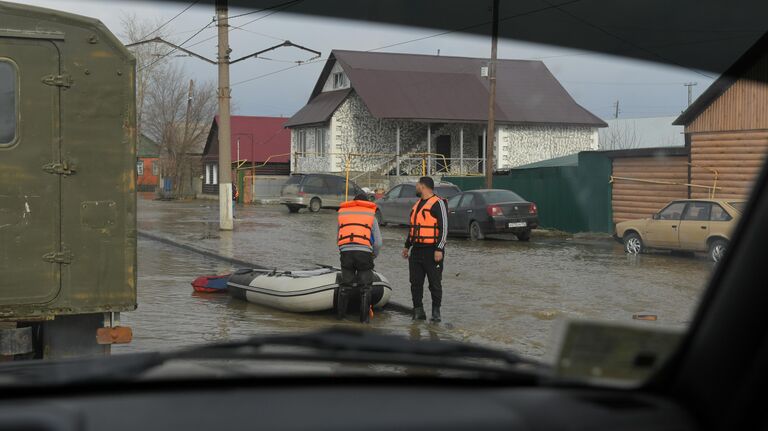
[337,200,377,247]
[409,195,441,245]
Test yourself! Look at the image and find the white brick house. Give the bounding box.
[285,50,605,174]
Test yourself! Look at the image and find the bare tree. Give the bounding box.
[599,120,641,150]
[144,63,217,198]
[119,13,172,140]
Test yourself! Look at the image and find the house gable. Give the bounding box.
[685,53,768,133]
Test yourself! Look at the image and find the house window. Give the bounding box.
[0,60,17,146]
[314,128,326,156]
[332,72,347,89]
[205,164,211,184]
[212,164,218,185]
[205,163,218,185]
[136,160,144,176]
[296,129,308,154]
[152,161,159,176]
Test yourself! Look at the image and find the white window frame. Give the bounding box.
[205,164,212,185]
[212,164,218,185]
[315,128,326,156]
[152,160,159,176]
[296,129,308,154]
[332,72,347,89]
[136,160,144,176]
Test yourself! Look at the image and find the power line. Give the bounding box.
[228,0,302,20]
[368,0,583,52]
[530,34,756,61]
[231,57,327,86]
[187,0,303,49]
[138,18,213,71]
[139,0,200,41]
[231,0,583,86]
[540,0,715,78]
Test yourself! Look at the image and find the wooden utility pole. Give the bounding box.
[485,0,499,189]
[216,0,233,230]
[613,100,620,118]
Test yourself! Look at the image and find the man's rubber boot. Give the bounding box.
[431,305,441,323]
[413,306,427,320]
[359,289,371,324]
[336,288,349,320]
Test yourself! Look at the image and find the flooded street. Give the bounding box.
[118,198,714,358]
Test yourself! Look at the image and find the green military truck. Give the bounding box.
[0,2,136,358]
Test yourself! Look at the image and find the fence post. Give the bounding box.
[459,126,464,176]
[427,123,432,175]
[396,125,400,177]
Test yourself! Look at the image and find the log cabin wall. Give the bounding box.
[612,155,689,224]
[690,131,768,199]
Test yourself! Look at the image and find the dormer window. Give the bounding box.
[332,72,347,89]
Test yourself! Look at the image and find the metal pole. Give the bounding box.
[482,128,487,175]
[427,123,431,176]
[459,126,464,176]
[216,0,233,230]
[345,157,351,201]
[485,0,499,189]
[395,125,400,176]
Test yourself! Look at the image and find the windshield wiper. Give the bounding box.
[0,329,544,387]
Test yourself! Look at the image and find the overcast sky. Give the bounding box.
[15,0,724,120]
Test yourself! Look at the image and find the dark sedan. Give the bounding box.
[447,189,538,241]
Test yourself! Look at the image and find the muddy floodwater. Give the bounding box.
[116,198,714,358]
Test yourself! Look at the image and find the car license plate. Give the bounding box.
[508,222,527,228]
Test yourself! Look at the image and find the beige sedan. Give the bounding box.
[614,199,744,262]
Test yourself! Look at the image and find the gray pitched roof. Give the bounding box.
[283,88,351,127]
[287,50,606,128]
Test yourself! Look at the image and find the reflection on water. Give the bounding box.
[120,199,713,358]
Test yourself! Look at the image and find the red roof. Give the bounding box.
[207,115,291,163]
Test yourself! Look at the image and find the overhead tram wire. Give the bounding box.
[138,18,213,71]
[231,0,584,86]
[186,0,304,49]
[138,0,200,41]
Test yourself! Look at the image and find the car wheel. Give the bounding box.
[709,238,727,263]
[375,210,387,227]
[309,197,321,213]
[624,232,643,254]
[516,229,531,242]
[469,221,485,241]
[287,204,300,213]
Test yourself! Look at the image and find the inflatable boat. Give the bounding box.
[191,275,229,293]
[227,266,392,313]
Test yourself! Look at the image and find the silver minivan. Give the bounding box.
[280,174,365,213]
[375,182,461,225]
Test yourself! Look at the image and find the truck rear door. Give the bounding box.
[0,38,63,306]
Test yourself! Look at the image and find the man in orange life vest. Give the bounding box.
[337,193,383,323]
[402,176,448,322]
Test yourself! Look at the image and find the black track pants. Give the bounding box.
[408,246,443,308]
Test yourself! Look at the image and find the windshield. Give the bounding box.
[1,0,765,388]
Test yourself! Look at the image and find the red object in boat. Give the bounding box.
[191,275,230,293]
